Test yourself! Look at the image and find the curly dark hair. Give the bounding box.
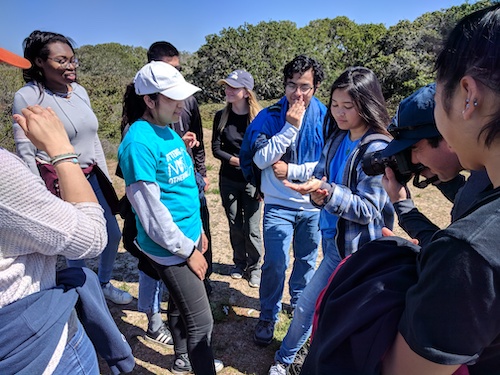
[283,55,324,88]
[22,30,75,84]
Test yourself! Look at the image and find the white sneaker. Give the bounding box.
[269,361,287,375]
[214,359,224,373]
[101,282,133,305]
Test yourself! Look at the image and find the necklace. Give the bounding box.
[45,84,72,98]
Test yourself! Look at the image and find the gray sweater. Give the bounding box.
[12,82,110,179]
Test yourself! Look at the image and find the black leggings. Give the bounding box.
[149,258,216,375]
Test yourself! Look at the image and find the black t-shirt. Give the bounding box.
[399,186,500,374]
[211,109,249,182]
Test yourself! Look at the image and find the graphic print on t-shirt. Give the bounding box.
[165,147,192,184]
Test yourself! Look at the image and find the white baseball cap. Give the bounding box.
[134,61,200,100]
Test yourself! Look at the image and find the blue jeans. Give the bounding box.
[220,176,262,273]
[259,204,320,322]
[138,269,163,314]
[275,236,342,365]
[68,174,122,284]
[52,320,99,375]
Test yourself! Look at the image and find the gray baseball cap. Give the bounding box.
[217,69,254,90]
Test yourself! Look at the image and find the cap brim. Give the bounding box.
[217,78,244,88]
[0,47,31,69]
[160,81,201,101]
[382,138,419,157]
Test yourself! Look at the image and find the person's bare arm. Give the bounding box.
[14,105,97,204]
[382,333,459,375]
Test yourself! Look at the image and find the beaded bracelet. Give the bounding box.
[50,153,79,166]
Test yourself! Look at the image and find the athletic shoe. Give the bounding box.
[214,359,224,373]
[145,323,173,347]
[171,353,224,374]
[254,320,275,346]
[230,266,244,279]
[248,272,261,288]
[269,361,288,375]
[101,282,133,305]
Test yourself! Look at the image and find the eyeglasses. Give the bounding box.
[47,57,79,69]
[285,82,314,94]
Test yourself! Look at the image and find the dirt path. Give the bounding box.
[93,128,452,374]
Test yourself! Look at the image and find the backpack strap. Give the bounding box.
[349,133,391,188]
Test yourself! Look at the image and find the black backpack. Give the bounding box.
[301,236,420,375]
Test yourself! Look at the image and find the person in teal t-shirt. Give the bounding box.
[118,61,223,374]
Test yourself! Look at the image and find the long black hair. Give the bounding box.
[324,66,390,139]
[121,82,158,135]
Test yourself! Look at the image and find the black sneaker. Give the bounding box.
[171,353,224,374]
[283,304,295,318]
[254,320,275,346]
[230,266,244,279]
[145,323,174,347]
[171,353,192,374]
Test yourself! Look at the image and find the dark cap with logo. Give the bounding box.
[382,83,441,157]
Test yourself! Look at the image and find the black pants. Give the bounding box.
[200,196,212,278]
[149,258,216,375]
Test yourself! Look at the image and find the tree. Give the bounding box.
[0,66,26,151]
[190,21,303,102]
[301,17,386,100]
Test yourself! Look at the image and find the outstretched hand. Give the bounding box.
[283,176,324,195]
[14,105,74,157]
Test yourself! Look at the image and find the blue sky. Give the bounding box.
[2,0,473,55]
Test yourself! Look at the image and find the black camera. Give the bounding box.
[362,148,424,184]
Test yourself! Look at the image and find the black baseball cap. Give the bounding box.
[382,83,440,157]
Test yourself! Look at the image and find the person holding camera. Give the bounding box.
[379,83,490,247]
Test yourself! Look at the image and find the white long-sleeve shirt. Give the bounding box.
[0,149,107,308]
[253,122,318,210]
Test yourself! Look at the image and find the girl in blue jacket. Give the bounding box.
[269,67,394,374]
